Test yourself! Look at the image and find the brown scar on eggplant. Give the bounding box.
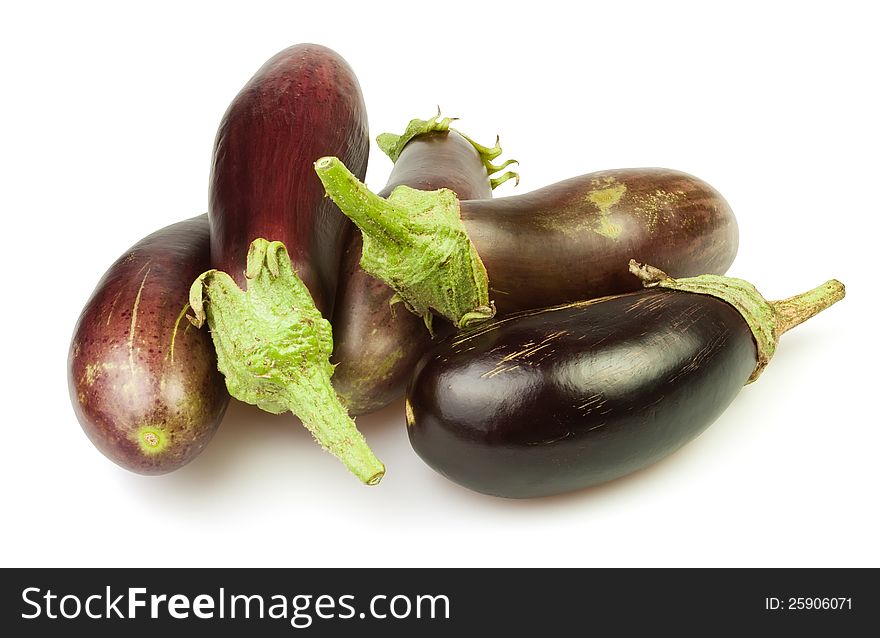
[585,179,626,239]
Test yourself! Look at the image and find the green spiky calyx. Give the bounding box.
[376,110,520,189]
[314,157,495,331]
[629,260,845,382]
[188,239,384,485]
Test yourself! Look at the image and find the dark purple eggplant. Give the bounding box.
[331,114,518,415]
[209,43,369,316]
[406,262,844,498]
[315,160,738,328]
[69,215,229,475]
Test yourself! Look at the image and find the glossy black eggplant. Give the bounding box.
[331,115,517,414]
[406,263,844,498]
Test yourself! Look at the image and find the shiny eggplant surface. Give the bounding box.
[406,289,757,497]
[209,44,369,316]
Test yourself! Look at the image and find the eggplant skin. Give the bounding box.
[68,215,229,475]
[464,168,738,314]
[331,131,492,414]
[406,289,757,498]
[209,44,369,317]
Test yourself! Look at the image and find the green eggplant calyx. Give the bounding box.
[629,260,845,383]
[315,156,495,331]
[188,239,384,485]
[376,109,520,189]
[376,109,456,163]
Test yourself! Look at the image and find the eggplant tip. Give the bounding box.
[366,468,385,486]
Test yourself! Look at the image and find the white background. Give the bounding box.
[2,1,877,567]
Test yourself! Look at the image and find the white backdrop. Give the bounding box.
[2,0,877,567]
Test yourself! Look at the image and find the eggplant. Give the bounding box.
[209,43,369,316]
[405,262,844,498]
[190,45,383,484]
[68,215,229,475]
[315,160,738,328]
[331,113,518,414]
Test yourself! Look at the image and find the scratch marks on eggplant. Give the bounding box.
[106,289,124,326]
[481,364,521,379]
[480,330,568,378]
[577,393,607,414]
[624,293,669,316]
[128,268,152,374]
[668,328,729,383]
[526,431,574,446]
[451,295,622,349]
[168,302,191,364]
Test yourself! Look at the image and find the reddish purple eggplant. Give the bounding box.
[331,114,518,414]
[190,44,384,483]
[406,262,844,498]
[315,160,738,327]
[69,215,229,475]
[209,43,369,316]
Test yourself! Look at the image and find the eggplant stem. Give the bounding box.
[315,157,495,330]
[629,260,845,382]
[770,280,846,336]
[189,238,384,484]
[314,157,413,246]
[282,376,385,485]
